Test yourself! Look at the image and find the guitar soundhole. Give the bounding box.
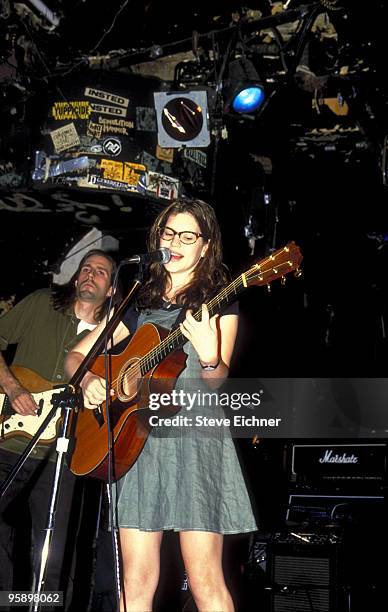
[117,359,141,402]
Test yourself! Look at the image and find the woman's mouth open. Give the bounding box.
[169,252,183,262]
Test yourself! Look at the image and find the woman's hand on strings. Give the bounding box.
[180,304,219,364]
[80,371,114,409]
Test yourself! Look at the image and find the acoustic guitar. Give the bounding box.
[69,242,303,481]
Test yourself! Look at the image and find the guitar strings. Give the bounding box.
[109,248,298,394]
[115,274,245,393]
[111,254,297,393]
[136,254,297,376]
[107,274,243,395]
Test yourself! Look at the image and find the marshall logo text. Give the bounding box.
[319,449,358,464]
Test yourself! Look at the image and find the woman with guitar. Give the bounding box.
[65,198,257,612]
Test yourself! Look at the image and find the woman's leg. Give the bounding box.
[179,531,234,612]
[119,528,163,612]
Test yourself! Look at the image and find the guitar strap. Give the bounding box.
[109,307,139,355]
[171,306,188,331]
[123,306,140,336]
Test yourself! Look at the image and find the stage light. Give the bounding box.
[224,58,266,116]
[232,86,265,114]
[153,91,210,148]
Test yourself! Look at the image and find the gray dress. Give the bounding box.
[115,305,257,534]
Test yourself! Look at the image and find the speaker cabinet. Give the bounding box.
[269,542,346,612]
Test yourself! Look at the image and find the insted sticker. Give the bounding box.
[90,103,127,118]
[84,87,129,108]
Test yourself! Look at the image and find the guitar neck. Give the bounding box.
[139,275,244,375]
[139,243,302,375]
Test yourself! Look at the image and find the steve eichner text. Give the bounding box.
[148,414,282,428]
[148,389,262,411]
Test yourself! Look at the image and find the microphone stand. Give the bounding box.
[0,277,142,610]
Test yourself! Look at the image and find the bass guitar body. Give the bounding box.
[69,323,187,481]
[0,366,65,444]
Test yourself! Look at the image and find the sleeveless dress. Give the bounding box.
[114,305,257,534]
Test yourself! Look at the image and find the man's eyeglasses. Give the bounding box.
[157,226,206,245]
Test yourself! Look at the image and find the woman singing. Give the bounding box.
[65,198,257,611]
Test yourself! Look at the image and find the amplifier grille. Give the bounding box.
[274,589,330,612]
[274,555,330,585]
[271,550,335,612]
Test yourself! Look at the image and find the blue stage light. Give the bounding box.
[232,86,265,114]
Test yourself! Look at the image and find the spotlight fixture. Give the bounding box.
[153,91,210,148]
[224,58,266,115]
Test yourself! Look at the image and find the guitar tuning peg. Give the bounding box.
[281,276,286,286]
[294,268,303,278]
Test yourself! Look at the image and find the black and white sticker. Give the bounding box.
[84,87,129,109]
[102,137,122,157]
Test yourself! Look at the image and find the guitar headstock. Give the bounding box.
[243,242,303,288]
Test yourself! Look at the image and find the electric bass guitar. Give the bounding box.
[69,242,303,481]
[0,366,66,444]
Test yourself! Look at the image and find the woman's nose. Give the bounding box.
[170,233,181,246]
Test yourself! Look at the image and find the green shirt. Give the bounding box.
[0,288,90,459]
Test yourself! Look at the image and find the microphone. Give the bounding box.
[121,247,171,265]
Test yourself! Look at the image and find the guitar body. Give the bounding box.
[0,366,65,444]
[69,323,187,481]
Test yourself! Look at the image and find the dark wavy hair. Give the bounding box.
[51,249,120,322]
[136,198,230,311]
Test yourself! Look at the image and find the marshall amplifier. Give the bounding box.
[286,493,384,524]
[290,443,386,487]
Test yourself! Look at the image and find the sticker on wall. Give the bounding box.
[84,87,129,109]
[65,135,103,156]
[156,144,174,163]
[98,159,146,188]
[32,151,90,182]
[51,101,92,121]
[85,175,138,192]
[50,123,81,154]
[136,106,157,131]
[146,171,179,200]
[140,151,172,175]
[87,121,103,139]
[87,117,134,138]
[183,148,207,168]
[121,162,146,186]
[102,137,122,157]
[90,103,127,118]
